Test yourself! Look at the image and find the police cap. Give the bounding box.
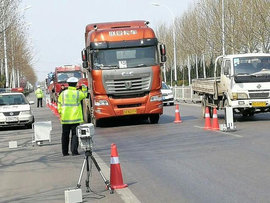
[67,77,79,83]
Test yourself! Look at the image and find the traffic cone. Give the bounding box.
[174,104,182,123]
[110,143,128,189]
[54,102,60,117]
[52,102,58,116]
[50,102,55,112]
[204,107,211,130]
[50,102,54,113]
[211,108,220,131]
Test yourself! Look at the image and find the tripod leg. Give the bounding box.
[77,157,86,188]
[90,154,114,194]
[85,156,91,193]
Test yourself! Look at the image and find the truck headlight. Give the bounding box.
[94,100,109,106]
[232,92,248,100]
[150,95,162,102]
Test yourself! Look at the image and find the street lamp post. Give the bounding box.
[222,0,225,55]
[152,3,177,84]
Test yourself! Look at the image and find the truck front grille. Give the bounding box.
[110,92,147,99]
[249,92,269,99]
[105,76,151,94]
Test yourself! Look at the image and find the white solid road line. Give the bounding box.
[194,125,243,138]
[93,152,141,203]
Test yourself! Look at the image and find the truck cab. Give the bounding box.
[220,53,270,116]
[81,21,166,126]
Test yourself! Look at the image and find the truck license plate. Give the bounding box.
[6,116,18,122]
[252,101,266,107]
[123,109,137,115]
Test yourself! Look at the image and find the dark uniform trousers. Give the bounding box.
[62,123,79,155]
[37,98,43,107]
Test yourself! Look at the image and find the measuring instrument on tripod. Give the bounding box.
[76,123,113,193]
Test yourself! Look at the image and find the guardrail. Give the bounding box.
[172,86,202,103]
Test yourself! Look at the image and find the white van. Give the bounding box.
[161,82,174,106]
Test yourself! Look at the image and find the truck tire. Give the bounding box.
[91,115,100,127]
[201,98,206,118]
[242,110,254,117]
[90,107,100,127]
[209,107,213,118]
[82,100,90,123]
[149,114,159,124]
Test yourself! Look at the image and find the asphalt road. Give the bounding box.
[1,93,270,202]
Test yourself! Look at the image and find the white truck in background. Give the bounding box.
[192,53,270,118]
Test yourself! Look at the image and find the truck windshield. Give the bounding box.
[234,56,270,82]
[57,71,82,83]
[92,46,158,69]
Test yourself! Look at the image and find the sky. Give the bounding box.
[21,0,195,82]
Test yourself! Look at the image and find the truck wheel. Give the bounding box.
[209,107,213,118]
[90,114,100,127]
[201,98,206,118]
[242,110,254,117]
[82,101,90,123]
[94,118,100,127]
[149,114,159,124]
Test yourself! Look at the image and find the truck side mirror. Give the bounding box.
[82,61,88,68]
[161,55,167,63]
[160,44,167,63]
[81,49,88,62]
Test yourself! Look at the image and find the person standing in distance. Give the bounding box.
[35,85,44,107]
[58,77,87,156]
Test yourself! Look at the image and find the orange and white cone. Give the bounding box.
[174,104,182,123]
[50,102,55,112]
[110,143,128,189]
[204,107,211,130]
[211,108,220,131]
[54,103,60,117]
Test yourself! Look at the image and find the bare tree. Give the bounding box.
[0,0,36,87]
[155,0,270,83]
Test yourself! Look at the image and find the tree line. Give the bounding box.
[155,0,270,86]
[0,0,36,88]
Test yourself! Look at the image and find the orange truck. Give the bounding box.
[81,20,167,126]
[47,65,85,103]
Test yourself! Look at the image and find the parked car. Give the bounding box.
[0,92,35,128]
[161,82,174,106]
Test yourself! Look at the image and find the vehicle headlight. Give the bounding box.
[232,92,248,100]
[94,100,109,106]
[20,110,31,115]
[150,95,162,102]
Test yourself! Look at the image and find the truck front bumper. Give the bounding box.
[231,99,270,109]
[94,91,163,119]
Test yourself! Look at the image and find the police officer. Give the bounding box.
[58,77,87,156]
[35,85,44,107]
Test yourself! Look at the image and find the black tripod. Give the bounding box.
[76,150,114,194]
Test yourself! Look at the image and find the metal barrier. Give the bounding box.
[173,86,202,103]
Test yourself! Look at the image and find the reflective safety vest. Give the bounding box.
[35,88,44,98]
[58,86,87,124]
